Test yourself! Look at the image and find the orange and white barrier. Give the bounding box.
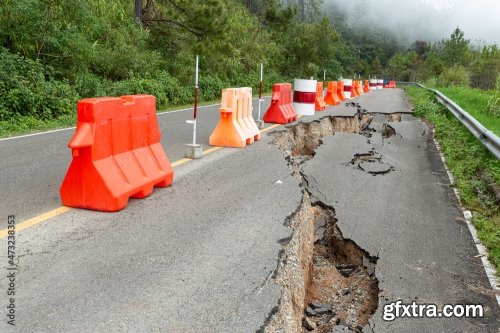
[356,81,364,95]
[343,79,353,99]
[209,87,261,148]
[293,79,317,116]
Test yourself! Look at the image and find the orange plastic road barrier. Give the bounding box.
[351,81,359,98]
[359,81,365,94]
[337,81,346,101]
[263,83,297,124]
[315,82,327,111]
[209,87,261,148]
[356,81,363,95]
[363,80,370,93]
[388,80,396,88]
[60,95,174,212]
[238,87,261,141]
[324,81,341,105]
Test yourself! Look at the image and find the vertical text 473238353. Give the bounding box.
[6,215,16,326]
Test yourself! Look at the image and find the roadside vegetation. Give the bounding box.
[387,26,500,131]
[0,0,345,137]
[437,85,500,136]
[405,87,500,274]
[4,1,497,138]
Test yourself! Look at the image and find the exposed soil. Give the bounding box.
[271,114,374,160]
[385,113,402,122]
[306,203,379,333]
[262,110,400,333]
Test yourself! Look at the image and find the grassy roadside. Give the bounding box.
[405,87,500,276]
[436,86,500,136]
[0,98,220,138]
[0,92,271,139]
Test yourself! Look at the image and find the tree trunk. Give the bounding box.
[299,0,305,22]
[135,0,143,24]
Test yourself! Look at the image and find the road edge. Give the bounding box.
[431,131,500,306]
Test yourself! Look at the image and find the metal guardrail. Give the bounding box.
[398,82,500,159]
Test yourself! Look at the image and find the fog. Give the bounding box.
[323,0,500,45]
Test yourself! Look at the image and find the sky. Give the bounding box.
[323,0,500,45]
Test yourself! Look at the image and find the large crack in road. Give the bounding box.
[261,107,406,333]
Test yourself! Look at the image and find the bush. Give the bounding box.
[486,75,500,117]
[0,48,78,121]
[105,72,192,108]
[198,75,226,102]
[469,46,500,90]
[73,72,109,98]
[437,65,470,87]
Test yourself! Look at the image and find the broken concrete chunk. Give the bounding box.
[358,161,393,175]
[310,301,325,309]
[313,303,333,315]
[314,226,326,242]
[336,264,357,277]
[330,325,352,332]
[303,317,317,331]
[315,215,327,228]
[305,306,317,317]
[382,124,396,138]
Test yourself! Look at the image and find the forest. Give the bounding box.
[0,0,499,129]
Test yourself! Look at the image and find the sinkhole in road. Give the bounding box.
[261,112,400,333]
[263,194,379,333]
[271,114,374,160]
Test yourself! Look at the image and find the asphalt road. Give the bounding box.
[303,116,499,331]
[0,89,498,332]
[0,97,272,228]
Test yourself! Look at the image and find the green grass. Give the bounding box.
[405,87,500,275]
[435,86,500,136]
[0,114,77,137]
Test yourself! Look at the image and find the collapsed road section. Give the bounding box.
[262,108,405,333]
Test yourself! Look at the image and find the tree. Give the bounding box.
[412,40,430,57]
[470,45,500,89]
[442,27,470,66]
[371,57,382,76]
[282,0,323,22]
[278,17,339,77]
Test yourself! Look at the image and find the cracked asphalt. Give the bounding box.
[0,89,498,332]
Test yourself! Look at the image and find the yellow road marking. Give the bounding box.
[0,206,71,239]
[261,124,281,132]
[0,117,302,238]
[203,146,223,155]
[171,158,191,167]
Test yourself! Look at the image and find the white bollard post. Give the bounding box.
[255,63,265,129]
[185,55,203,159]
